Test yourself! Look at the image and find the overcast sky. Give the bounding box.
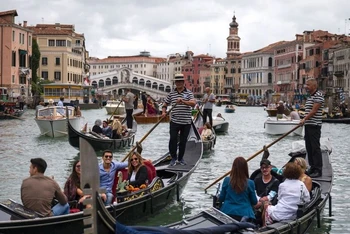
[2,0,350,59]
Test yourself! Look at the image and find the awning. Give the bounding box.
[19,49,27,55]
[19,68,30,75]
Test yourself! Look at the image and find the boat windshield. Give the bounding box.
[37,107,73,117]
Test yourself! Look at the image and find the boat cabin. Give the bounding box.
[42,84,93,105]
[36,106,76,119]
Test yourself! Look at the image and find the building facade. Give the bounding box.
[210,58,226,95]
[240,42,285,101]
[89,51,164,79]
[0,10,33,99]
[156,52,189,82]
[27,23,88,85]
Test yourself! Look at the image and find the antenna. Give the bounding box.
[42,17,44,23]
[209,44,211,56]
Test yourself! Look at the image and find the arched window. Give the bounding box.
[268,73,272,84]
[268,57,273,67]
[92,81,97,88]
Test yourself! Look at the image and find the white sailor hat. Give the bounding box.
[173,73,185,81]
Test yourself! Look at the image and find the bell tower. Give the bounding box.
[226,13,241,58]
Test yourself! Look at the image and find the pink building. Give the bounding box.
[0,10,32,99]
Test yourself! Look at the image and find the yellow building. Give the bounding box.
[210,58,226,95]
[26,23,89,84]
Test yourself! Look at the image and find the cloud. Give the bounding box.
[2,0,350,58]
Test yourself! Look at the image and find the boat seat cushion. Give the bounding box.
[143,160,156,183]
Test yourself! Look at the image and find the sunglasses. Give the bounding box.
[104,155,113,159]
[130,158,138,162]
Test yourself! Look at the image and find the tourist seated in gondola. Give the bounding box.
[100,150,128,205]
[146,95,157,116]
[111,119,122,139]
[0,100,5,113]
[200,122,213,141]
[262,162,310,226]
[102,120,112,138]
[74,106,82,117]
[253,159,280,226]
[127,152,149,188]
[121,125,130,137]
[64,160,91,211]
[92,119,103,135]
[219,157,257,222]
[21,158,69,216]
[294,157,312,192]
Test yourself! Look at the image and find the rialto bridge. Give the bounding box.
[89,67,172,98]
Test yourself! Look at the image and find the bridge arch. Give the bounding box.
[106,78,111,86]
[112,76,118,84]
[92,81,98,88]
[152,82,158,89]
[165,86,171,92]
[145,80,151,88]
[132,77,138,84]
[139,78,145,86]
[98,79,104,88]
[159,84,164,91]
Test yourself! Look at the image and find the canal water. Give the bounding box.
[0,106,348,233]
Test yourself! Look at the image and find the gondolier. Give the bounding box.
[161,73,196,166]
[300,78,324,178]
[202,87,215,127]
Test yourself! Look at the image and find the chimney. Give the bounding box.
[23,21,27,27]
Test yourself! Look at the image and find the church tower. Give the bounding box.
[226,14,241,58]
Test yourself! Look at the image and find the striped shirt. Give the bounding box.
[305,90,324,126]
[165,88,194,125]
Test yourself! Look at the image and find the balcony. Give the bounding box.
[73,43,83,48]
[276,80,290,85]
[277,63,292,69]
[334,71,344,77]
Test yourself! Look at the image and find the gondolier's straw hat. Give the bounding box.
[173,73,185,81]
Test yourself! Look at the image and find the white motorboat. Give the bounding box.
[105,100,125,115]
[212,114,229,133]
[35,106,81,138]
[264,117,303,136]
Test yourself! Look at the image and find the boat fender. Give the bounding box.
[316,206,321,228]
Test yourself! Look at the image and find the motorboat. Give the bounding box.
[104,100,125,115]
[224,105,235,113]
[264,117,303,136]
[212,114,229,133]
[35,106,81,138]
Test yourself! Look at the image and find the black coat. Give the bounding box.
[128,165,148,187]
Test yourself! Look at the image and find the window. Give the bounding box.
[67,40,71,47]
[54,72,61,81]
[48,40,55,46]
[55,58,60,66]
[29,36,32,46]
[42,71,49,80]
[19,33,21,44]
[12,75,15,83]
[42,57,48,65]
[12,31,15,41]
[12,51,16,66]
[56,40,66,47]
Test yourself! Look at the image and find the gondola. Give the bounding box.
[133,111,170,124]
[0,120,203,234]
[322,117,350,124]
[93,139,332,234]
[67,118,137,151]
[193,111,216,151]
[0,109,24,120]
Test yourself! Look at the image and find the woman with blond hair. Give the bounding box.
[294,157,312,192]
[263,162,310,226]
[219,157,257,222]
[111,119,122,139]
[127,152,148,188]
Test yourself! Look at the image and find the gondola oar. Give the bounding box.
[121,104,177,162]
[107,100,123,123]
[204,124,302,192]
